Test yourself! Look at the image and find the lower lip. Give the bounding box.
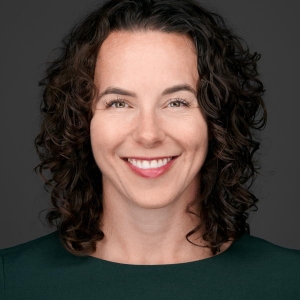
[125,158,176,179]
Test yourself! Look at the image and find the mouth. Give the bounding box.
[127,157,173,169]
[122,156,178,178]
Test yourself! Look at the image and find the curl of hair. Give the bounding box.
[35,0,267,255]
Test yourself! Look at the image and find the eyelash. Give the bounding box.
[104,98,191,108]
[168,98,190,108]
[105,99,128,108]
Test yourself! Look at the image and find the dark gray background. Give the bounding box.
[0,0,299,250]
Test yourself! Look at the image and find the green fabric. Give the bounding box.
[0,232,299,299]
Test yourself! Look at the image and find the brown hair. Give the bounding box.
[35,0,266,255]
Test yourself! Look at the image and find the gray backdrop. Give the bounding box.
[0,0,299,249]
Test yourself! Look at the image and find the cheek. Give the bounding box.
[176,118,208,151]
[90,117,115,156]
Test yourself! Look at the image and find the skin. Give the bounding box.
[90,31,229,264]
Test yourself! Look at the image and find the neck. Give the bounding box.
[92,188,213,265]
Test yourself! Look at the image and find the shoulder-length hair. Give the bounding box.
[35,0,266,255]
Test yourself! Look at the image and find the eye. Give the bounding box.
[168,98,190,108]
[105,99,128,108]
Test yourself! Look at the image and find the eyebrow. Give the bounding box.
[98,87,137,99]
[98,84,197,100]
[162,84,197,97]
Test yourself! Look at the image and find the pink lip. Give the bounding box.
[124,157,177,179]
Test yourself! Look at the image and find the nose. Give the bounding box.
[132,109,165,147]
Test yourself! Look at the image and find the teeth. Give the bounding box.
[141,161,149,169]
[128,158,172,169]
[150,160,158,168]
[137,160,142,168]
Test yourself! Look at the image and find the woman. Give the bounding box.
[1,0,299,299]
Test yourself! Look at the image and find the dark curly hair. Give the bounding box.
[35,0,266,256]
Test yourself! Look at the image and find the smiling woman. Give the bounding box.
[1,0,300,299]
[90,31,208,215]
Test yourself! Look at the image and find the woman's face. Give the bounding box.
[91,30,208,209]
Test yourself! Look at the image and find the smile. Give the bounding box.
[127,158,172,169]
[123,156,177,179]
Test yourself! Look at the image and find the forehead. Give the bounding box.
[97,30,197,67]
[94,30,199,92]
[99,30,196,52]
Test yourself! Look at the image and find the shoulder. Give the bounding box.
[0,232,90,299]
[0,232,74,267]
[1,232,60,255]
[0,232,86,274]
[0,232,78,299]
[234,234,300,262]
[228,234,300,283]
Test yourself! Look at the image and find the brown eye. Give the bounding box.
[169,101,181,107]
[114,101,126,108]
[106,100,128,108]
[168,98,190,108]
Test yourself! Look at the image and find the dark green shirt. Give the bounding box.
[1,232,299,299]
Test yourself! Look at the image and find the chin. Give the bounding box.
[127,189,186,210]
